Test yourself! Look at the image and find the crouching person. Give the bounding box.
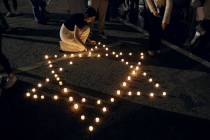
[60,7,96,53]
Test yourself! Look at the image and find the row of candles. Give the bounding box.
[25,41,167,133]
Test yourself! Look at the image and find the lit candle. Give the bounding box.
[33,94,38,99]
[136,91,141,96]
[155,83,160,88]
[46,78,50,82]
[95,117,100,123]
[97,54,101,58]
[102,107,107,112]
[103,45,106,48]
[150,93,154,97]
[37,83,42,88]
[63,88,68,93]
[105,53,109,57]
[59,81,63,86]
[89,126,94,132]
[63,54,67,58]
[59,68,63,72]
[26,92,31,97]
[119,52,123,56]
[81,115,85,120]
[116,90,121,95]
[125,62,129,65]
[97,100,101,105]
[44,55,49,59]
[162,92,167,96]
[142,72,147,76]
[51,70,55,74]
[129,52,132,56]
[138,62,141,65]
[135,66,140,71]
[48,60,52,64]
[127,76,131,81]
[112,52,116,55]
[53,95,59,100]
[69,61,73,65]
[32,88,36,93]
[49,64,53,68]
[132,70,136,75]
[110,98,115,103]
[69,96,74,102]
[148,78,153,83]
[54,55,58,58]
[105,48,109,51]
[130,65,133,69]
[122,82,127,87]
[74,103,79,110]
[41,95,45,99]
[81,98,86,103]
[71,54,75,58]
[128,91,132,96]
[121,59,125,62]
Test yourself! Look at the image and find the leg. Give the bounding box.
[0,12,9,31]
[3,0,12,13]
[90,0,99,11]
[0,31,12,75]
[12,0,18,11]
[147,11,162,51]
[98,0,108,33]
[30,0,46,23]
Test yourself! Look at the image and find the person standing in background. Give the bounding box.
[0,24,17,89]
[145,0,173,56]
[66,0,87,14]
[90,0,109,39]
[30,0,48,24]
[3,0,18,17]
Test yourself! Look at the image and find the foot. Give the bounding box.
[4,74,17,89]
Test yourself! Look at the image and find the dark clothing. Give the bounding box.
[146,7,165,51]
[30,0,46,22]
[64,13,87,31]
[0,12,9,31]
[3,0,17,12]
[0,29,12,74]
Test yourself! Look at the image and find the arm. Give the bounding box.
[146,0,158,16]
[74,25,86,48]
[162,0,173,29]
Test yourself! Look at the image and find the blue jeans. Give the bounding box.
[30,0,46,21]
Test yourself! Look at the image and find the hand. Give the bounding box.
[90,40,97,46]
[153,11,159,17]
[162,22,168,30]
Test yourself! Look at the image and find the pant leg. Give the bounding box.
[147,11,162,51]
[98,0,109,33]
[12,0,18,11]
[3,0,12,12]
[30,0,45,21]
[91,0,99,10]
[0,30,12,74]
[0,13,9,30]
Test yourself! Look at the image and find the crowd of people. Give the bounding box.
[0,0,210,89]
